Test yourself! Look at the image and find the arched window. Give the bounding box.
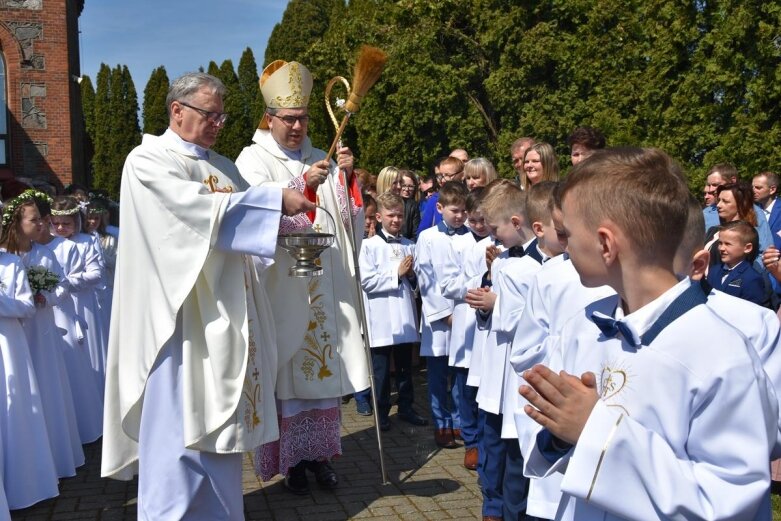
[0,53,7,166]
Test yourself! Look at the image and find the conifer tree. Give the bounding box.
[143,65,170,136]
[91,63,112,193]
[212,60,251,160]
[79,75,96,178]
[238,48,262,131]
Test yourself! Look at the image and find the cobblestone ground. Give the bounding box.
[11,367,483,520]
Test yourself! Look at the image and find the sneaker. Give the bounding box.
[356,400,373,416]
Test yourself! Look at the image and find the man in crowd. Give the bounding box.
[567,126,605,165]
[235,60,369,495]
[510,137,535,186]
[753,171,781,249]
[102,72,313,519]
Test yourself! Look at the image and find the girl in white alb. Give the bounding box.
[0,194,84,479]
[37,200,103,443]
[0,248,59,509]
[50,196,107,389]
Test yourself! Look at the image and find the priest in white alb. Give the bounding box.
[101,72,314,520]
[235,60,369,495]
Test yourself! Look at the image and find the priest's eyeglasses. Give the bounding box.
[178,101,228,126]
[271,114,310,127]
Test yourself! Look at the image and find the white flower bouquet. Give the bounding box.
[27,265,59,293]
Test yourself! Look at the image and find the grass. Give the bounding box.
[774,490,781,517]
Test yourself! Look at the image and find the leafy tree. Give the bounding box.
[142,65,170,136]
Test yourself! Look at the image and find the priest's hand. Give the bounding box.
[336,146,354,177]
[305,160,331,190]
[281,188,316,216]
[520,365,599,445]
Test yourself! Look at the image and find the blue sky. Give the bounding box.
[79,0,287,91]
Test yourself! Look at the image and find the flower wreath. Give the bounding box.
[1,189,53,227]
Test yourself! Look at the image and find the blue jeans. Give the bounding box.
[425,355,459,429]
[452,368,479,448]
[478,408,504,518]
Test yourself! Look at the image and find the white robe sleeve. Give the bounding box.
[214,186,282,258]
[509,277,550,373]
[440,240,467,300]
[71,241,104,290]
[360,240,400,294]
[0,256,35,319]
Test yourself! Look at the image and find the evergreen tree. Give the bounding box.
[79,75,96,179]
[91,63,112,193]
[238,47,262,130]
[212,60,251,160]
[143,65,170,136]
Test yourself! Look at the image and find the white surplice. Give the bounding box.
[523,279,777,520]
[359,234,419,347]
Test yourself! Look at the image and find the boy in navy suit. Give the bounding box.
[706,220,765,305]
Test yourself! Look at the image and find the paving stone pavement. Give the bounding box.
[11,367,483,520]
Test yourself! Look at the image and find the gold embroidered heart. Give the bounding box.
[600,366,627,400]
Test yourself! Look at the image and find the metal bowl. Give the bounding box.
[277,232,335,277]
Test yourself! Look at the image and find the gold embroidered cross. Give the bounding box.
[252,368,259,381]
[320,331,331,343]
[204,174,234,193]
[313,224,323,233]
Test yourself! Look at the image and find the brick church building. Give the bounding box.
[0,0,85,194]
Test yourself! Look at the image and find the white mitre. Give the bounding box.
[258,60,313,129]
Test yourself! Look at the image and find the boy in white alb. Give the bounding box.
[359,193,426,430]
[520,148,777,520]
[469,179,536,521]
[415,181,470,449]
[510,185,614,519]
[440,188,495,470]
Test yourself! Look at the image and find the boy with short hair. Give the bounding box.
[415,181,469,448]
[510,182,614,519]
[706,220,765,305]
[470,179,539,521]
[521,148,777,520]
[359,193,425,431]
[440,188,494,469]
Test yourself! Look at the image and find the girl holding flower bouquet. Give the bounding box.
[0,192,84,479]
[50,196,108,389]
[36,195,103,443]
[0,218,58,508]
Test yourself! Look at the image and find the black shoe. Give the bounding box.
[284,462,310,495]
[379,417,391,431]
[310,461,339,489]
[398,409,428,426]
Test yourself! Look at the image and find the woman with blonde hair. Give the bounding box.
[464,158,497,192]
[376,166,401,196]
[521,142,559,190]
[398,170,421,240]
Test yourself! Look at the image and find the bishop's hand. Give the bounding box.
[305,160,331,190]
[281,188,316,216]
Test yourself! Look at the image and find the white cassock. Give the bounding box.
[102,129,282,520]
[19,243,84,478]
[359,234,419,348]
[440,233,485,368]
[414,225,458,357]
[0,252,59,509]
[96,232,117,340]
[43,235,104,443]
[510,254,614,518]
[523,278,777,521]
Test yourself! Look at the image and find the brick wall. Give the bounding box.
[0,0,84,192]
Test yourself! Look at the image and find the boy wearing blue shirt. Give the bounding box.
[706,220,766,305]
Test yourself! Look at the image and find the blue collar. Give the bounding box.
[436,220,468,236]
[592,281,707,347]
[524,238,544,265]
[375,228,401,243]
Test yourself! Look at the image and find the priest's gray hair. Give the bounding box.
[166,72,226,116]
